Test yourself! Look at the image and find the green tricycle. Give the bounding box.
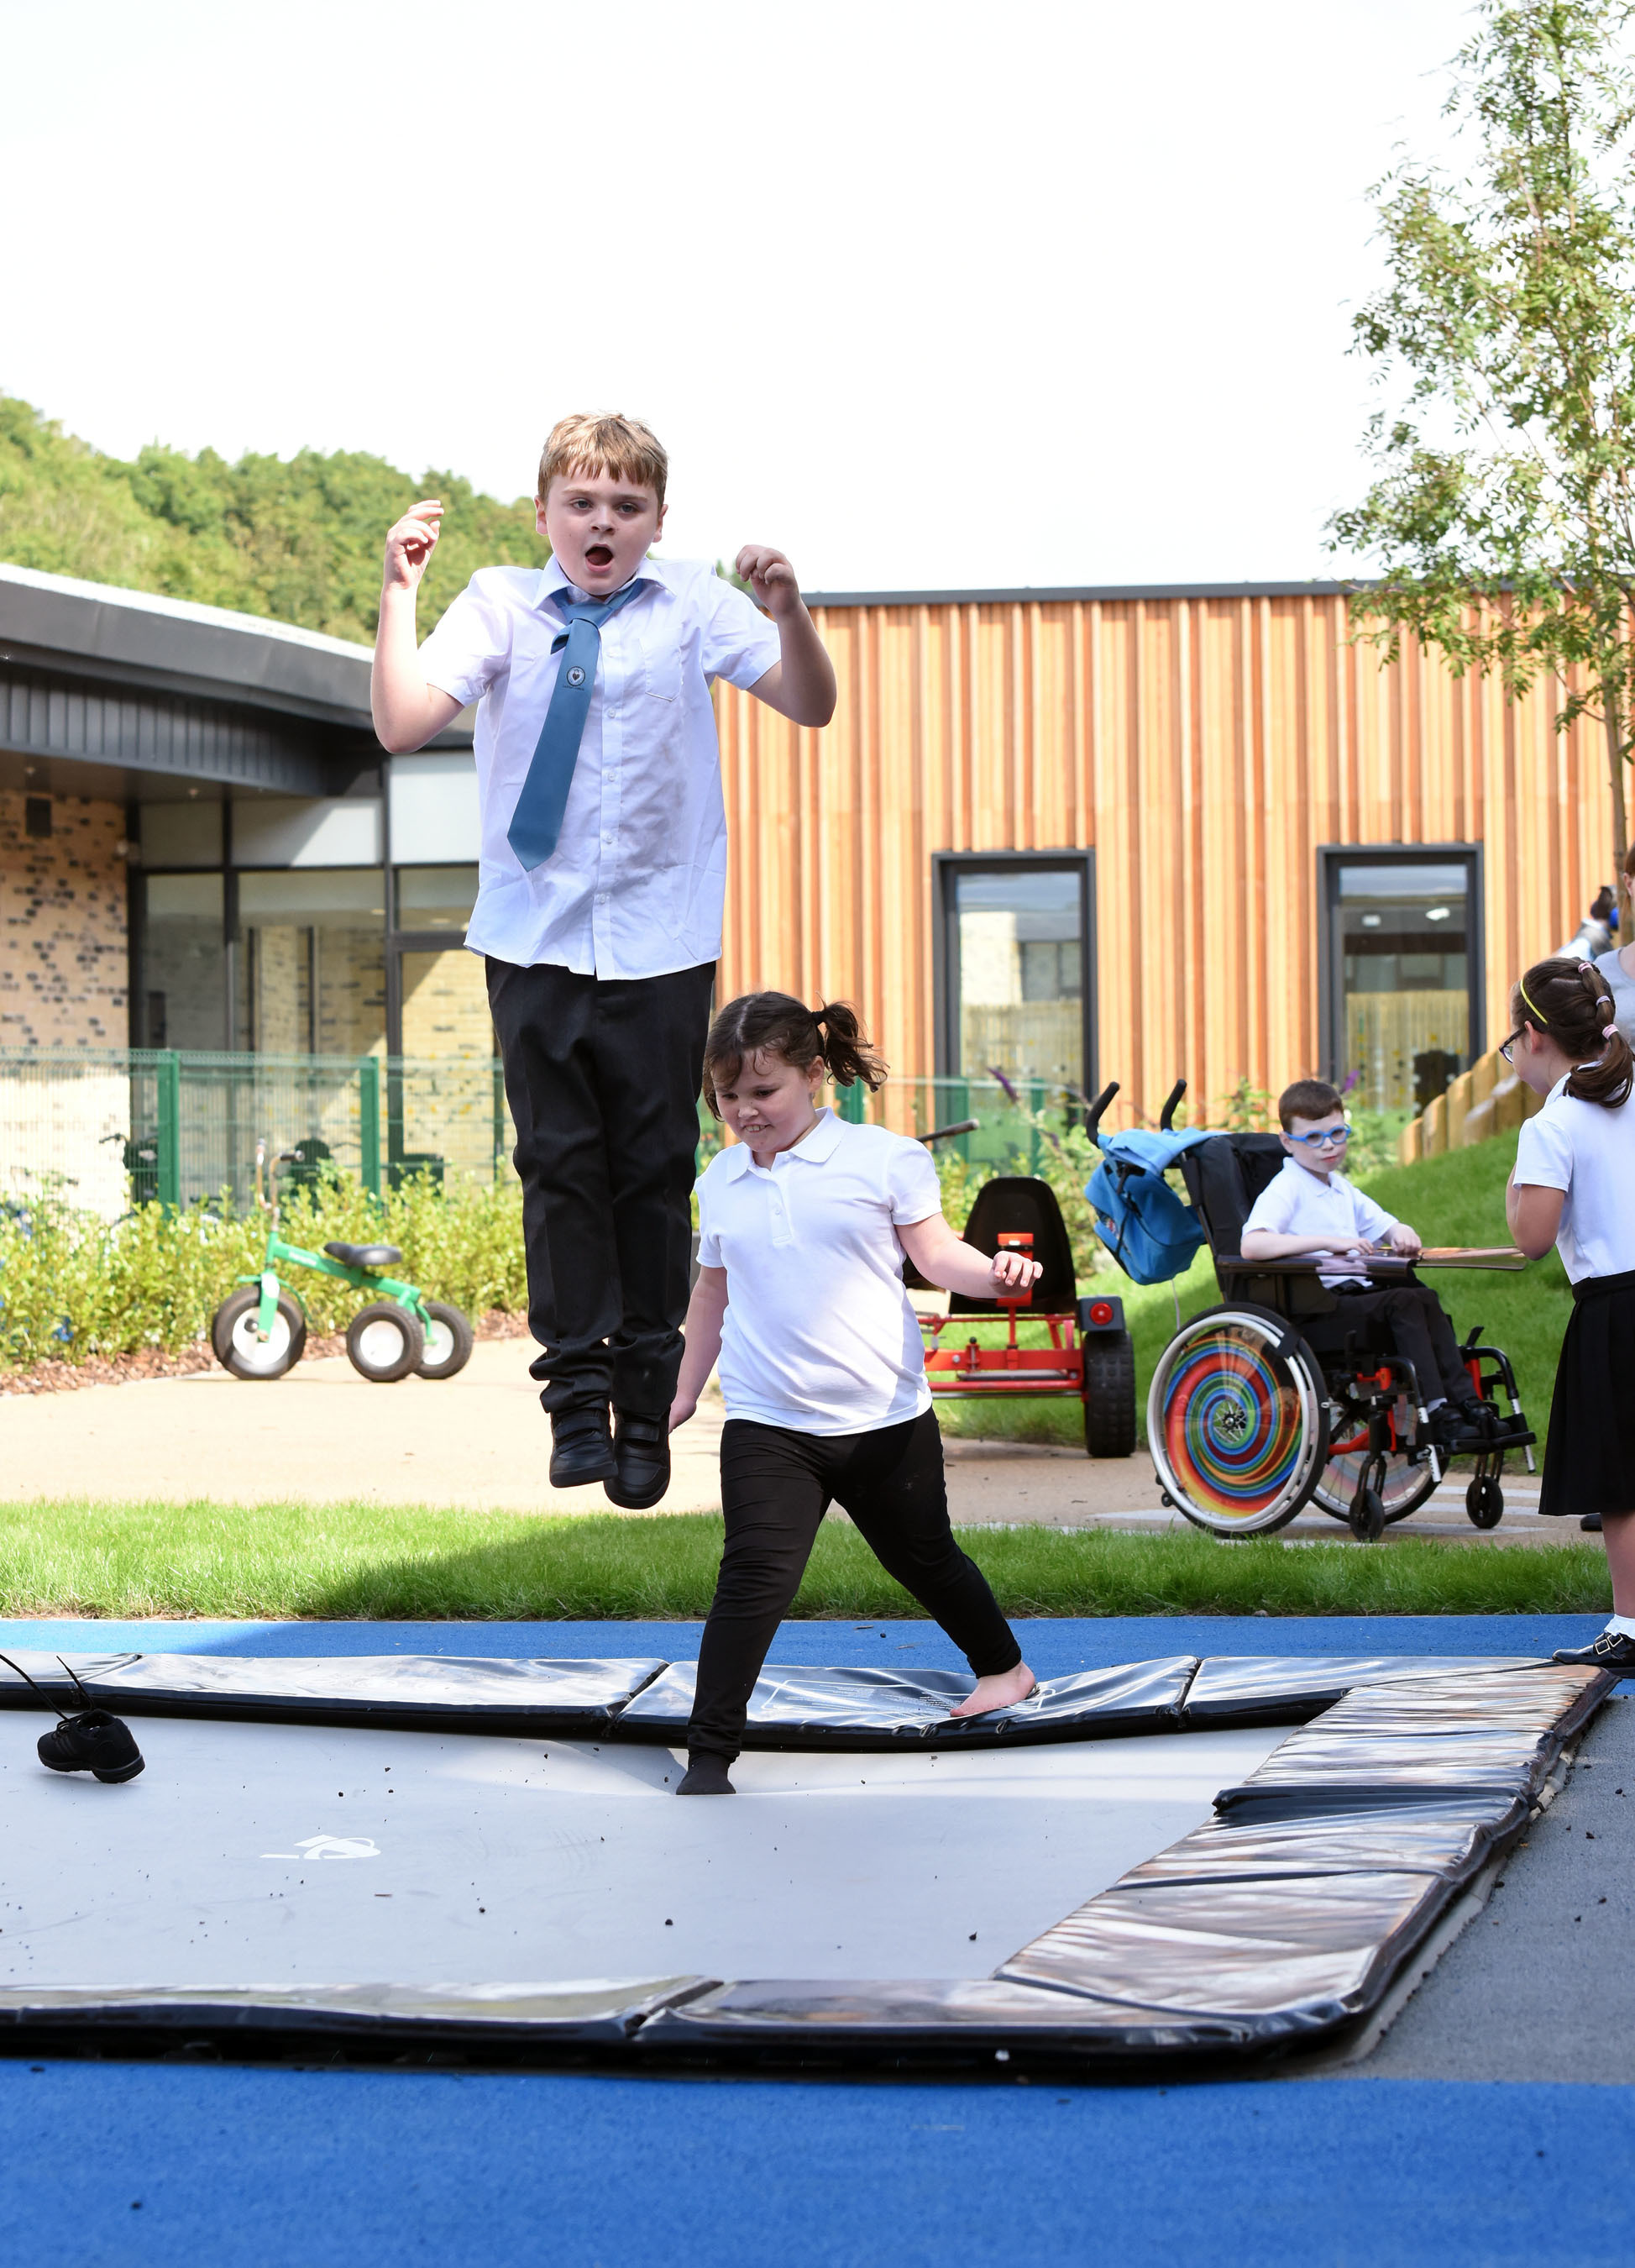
[210,1140,474,1385]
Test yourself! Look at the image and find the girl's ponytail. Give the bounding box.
[1511,956,1633,1110]
[811,1001,888,1093]
[701,991,888,1116]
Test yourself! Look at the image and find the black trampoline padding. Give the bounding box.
[613,1657,1199,1749]
[0,1651,668,1736]
[1182,1654,1548,1726]
[0,1655,1616,2071]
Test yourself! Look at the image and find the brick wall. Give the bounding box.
[0,790,129,1047]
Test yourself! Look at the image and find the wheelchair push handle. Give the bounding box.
[1084,1082,1120,1147]
[1159,1079,1187,1131]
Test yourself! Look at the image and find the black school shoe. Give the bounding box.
[677,1751,736,1795]
[549,1404,617,1488]
[37,1709,145,1783]
[605,1408,671,1510]
[1552,1630,1635,1672]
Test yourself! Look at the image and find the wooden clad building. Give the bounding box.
[713,580,1616,1126]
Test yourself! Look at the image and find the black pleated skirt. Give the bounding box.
[1538,1268,1635,1519]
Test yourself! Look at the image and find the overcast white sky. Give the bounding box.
[1,0,1476,592]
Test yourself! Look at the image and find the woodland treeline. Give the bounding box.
[0,392,545,641]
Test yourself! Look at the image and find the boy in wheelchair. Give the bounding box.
[1239,1079,1507,1455]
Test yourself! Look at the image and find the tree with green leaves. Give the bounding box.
[0,394,545,641]
[1332,0,1635,925]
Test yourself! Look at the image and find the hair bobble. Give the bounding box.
[1605,1023,1618,1041]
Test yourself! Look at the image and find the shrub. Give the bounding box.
[0,1172,527,1368]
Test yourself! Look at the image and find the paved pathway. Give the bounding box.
[0,1339,1575,1543]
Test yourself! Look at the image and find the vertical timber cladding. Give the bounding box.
[712,591,1614,1121]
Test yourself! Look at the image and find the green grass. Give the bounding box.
[0,1500,1608,1620]
[940,1129,1568,1452]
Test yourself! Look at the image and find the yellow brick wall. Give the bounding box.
[0,789,129,1047]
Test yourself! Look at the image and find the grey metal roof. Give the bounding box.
[0,564,471,798]
[801,579,1351,608]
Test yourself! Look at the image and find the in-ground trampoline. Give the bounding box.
[0,1647,1614,2072]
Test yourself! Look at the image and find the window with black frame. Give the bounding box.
[1322,849,1481,1113]
[937,856,1093,1095]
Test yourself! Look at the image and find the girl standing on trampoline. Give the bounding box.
[668,992,1038,1793]
[1502,956,1635,1672]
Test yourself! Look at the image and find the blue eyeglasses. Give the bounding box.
[1287,1126,1350,1151]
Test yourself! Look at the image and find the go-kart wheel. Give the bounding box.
[212,1287,307,1381]
[1082,1328,1137,1457]
[415,1300,474,1381]
[346,1300,424,1383]
[1348,1485,1387,1544]
[1147,1305,1329,1536]
[1313,1447,1438,1526]
[1466,1474,1505,1528]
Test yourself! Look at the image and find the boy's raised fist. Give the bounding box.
[383,500,444,591]
[734,544,803,618]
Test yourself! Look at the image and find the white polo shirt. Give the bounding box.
[695,1110,943,1434]
[417,556,782,979]
[1513,1073,1635,1283]
[1240,1155,1400,1288]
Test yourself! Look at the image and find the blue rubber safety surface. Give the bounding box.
[2,1613,1627,2266]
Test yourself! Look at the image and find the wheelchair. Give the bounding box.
[1092,1079,1536,1542]
[906,1144,1139,1459]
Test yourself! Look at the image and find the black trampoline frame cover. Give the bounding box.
[0,1649,1614,2070]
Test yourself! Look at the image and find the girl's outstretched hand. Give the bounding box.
[988,1250,1043,1294]
[383,499,443,591]
[668,1394,698,1434]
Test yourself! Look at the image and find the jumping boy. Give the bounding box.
[1239,1078,1500,1451]
[371,413,836,1507]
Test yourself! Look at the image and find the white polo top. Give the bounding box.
[1240,1155,1401,1288]
[694,1109,943,1434]
[417,556,782,979]
[1512,1073,1635,1283]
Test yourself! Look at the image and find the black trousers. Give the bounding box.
[1306,1282,1473,1404]
[486,957,715,1416]
[687,1409,1023,1761]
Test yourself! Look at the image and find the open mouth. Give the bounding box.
[584,544,614,569]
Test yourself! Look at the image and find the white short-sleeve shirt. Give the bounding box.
[1240,1155,1400,1288]
[695,1109,943,1434]
[416,556,782,980]
[1512,1073,1635,1283]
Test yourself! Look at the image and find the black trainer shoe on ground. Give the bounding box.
[677,1751,736,1794]
[37,1708,144,1782]
[1552,1630,1635,1672]
[1582,1512,1605,1532]
[605,1408,671,1510]
[548,1405,616,1488]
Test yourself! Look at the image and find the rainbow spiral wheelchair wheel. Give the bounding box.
[1147,1305,1329,1536]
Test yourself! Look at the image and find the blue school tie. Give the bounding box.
[506,576,651,870]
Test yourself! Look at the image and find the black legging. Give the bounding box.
[686,1408,1022,1761]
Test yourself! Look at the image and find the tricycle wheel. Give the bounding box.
[1082,1329,1137,1457]
[212,1287,307,1380]
[416,1300,474,1381]
[347,1300,425,1383]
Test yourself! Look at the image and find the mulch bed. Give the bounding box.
[0,1310,530,1397]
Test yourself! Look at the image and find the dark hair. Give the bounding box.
[1277,1078,1344,1131]
[1511,956,1633,1110]
[1591,885,1617,923]
[701,992,888,1118]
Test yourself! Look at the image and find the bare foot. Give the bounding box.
[949,1662,1036,1718]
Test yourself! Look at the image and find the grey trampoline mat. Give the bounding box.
[0,1717,1285,1991]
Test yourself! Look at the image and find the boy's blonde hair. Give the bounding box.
[537,412,668,512]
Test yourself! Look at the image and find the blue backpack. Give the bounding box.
[1085,1126,1215,1286]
